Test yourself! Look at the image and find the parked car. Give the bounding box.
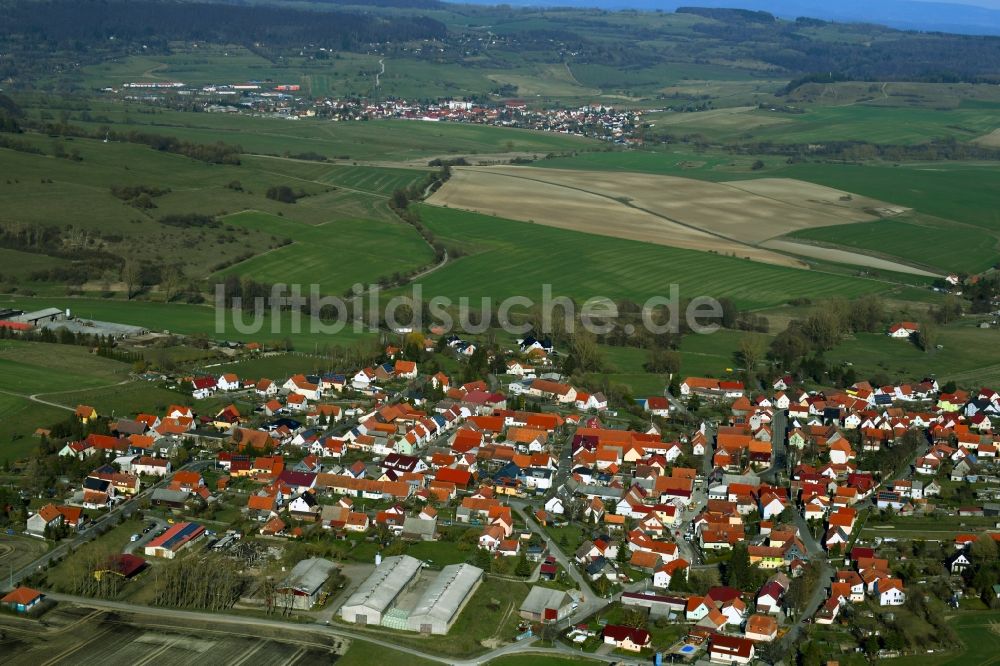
[129,533,141,542]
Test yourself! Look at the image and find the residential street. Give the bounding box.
[11,460,214,588]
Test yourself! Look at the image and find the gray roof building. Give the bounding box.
[519,586,574,623]
[277,557,336,610]
[150,488,190,508]
[340,555,422,626]
[401,516,437,541]
[407,563,483,635]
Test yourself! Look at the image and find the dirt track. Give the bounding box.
[761,239,943,277]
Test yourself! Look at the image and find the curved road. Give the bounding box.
[0,378,136,412]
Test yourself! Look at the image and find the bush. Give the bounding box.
[266,185,300,203]
[158,213,220,229]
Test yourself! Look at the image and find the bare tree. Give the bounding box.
[122,260,140,300]
[160,265,184,301]
[737,333,766,374]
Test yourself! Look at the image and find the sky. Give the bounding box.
[913,0,1000,7]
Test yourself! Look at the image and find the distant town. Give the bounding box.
[105,80,645,145]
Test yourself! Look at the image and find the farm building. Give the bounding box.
[143,522,205,559]
[519,586,575,623]
[276,558,337,610]
[150,488,190,509]
[406,563,483,634]
[340,555,422,626]
[1,587,43,613]
[94,554,147,581]
[41,317,148,339]
[11,307,65,326]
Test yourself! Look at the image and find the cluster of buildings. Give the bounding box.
[0,307,147,339]
[340,554,483,634]
[101,79,644,143]
[19,315,1000,660]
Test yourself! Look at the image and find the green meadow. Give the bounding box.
[0,342,129,394]
[660,104,1000,145]
[534,152,1000,275]
[25,98,595,162]
[827,324,1000,387]
[890,610,1000,666]
[0,393,70,460]
[0,341,134,459]
[215,210,435,296]
[0,295,376,349]
[787,217,1000,274]
[412,204,894,310]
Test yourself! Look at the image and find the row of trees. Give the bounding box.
[151,554,247,610]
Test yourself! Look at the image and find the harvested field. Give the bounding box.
[428,166,908,269]
[429,168,804,267]
[974,128,1000,147]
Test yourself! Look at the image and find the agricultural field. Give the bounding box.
[643,85,1000,145]
[39,381,196,416]
[428,165,928,273]
[0,394,70,460]
[787,217,1000,274]
[531,152,1000,275]
[0,340,131,394]
[0,296,376,350]
[20,98,594,162]
[0,605,341,666]
[215,210,435,296]
[199,352,345,381]
[411,204,909,310]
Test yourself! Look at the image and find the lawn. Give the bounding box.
[786,217,1000,274]
[677,329,757,379]
[412,204,892,311]
[598,604,687,651]
[406,534,479,567]
[45,517,146,593]
[543,523,587,554]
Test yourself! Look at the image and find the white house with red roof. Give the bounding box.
[888,321,920,338]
